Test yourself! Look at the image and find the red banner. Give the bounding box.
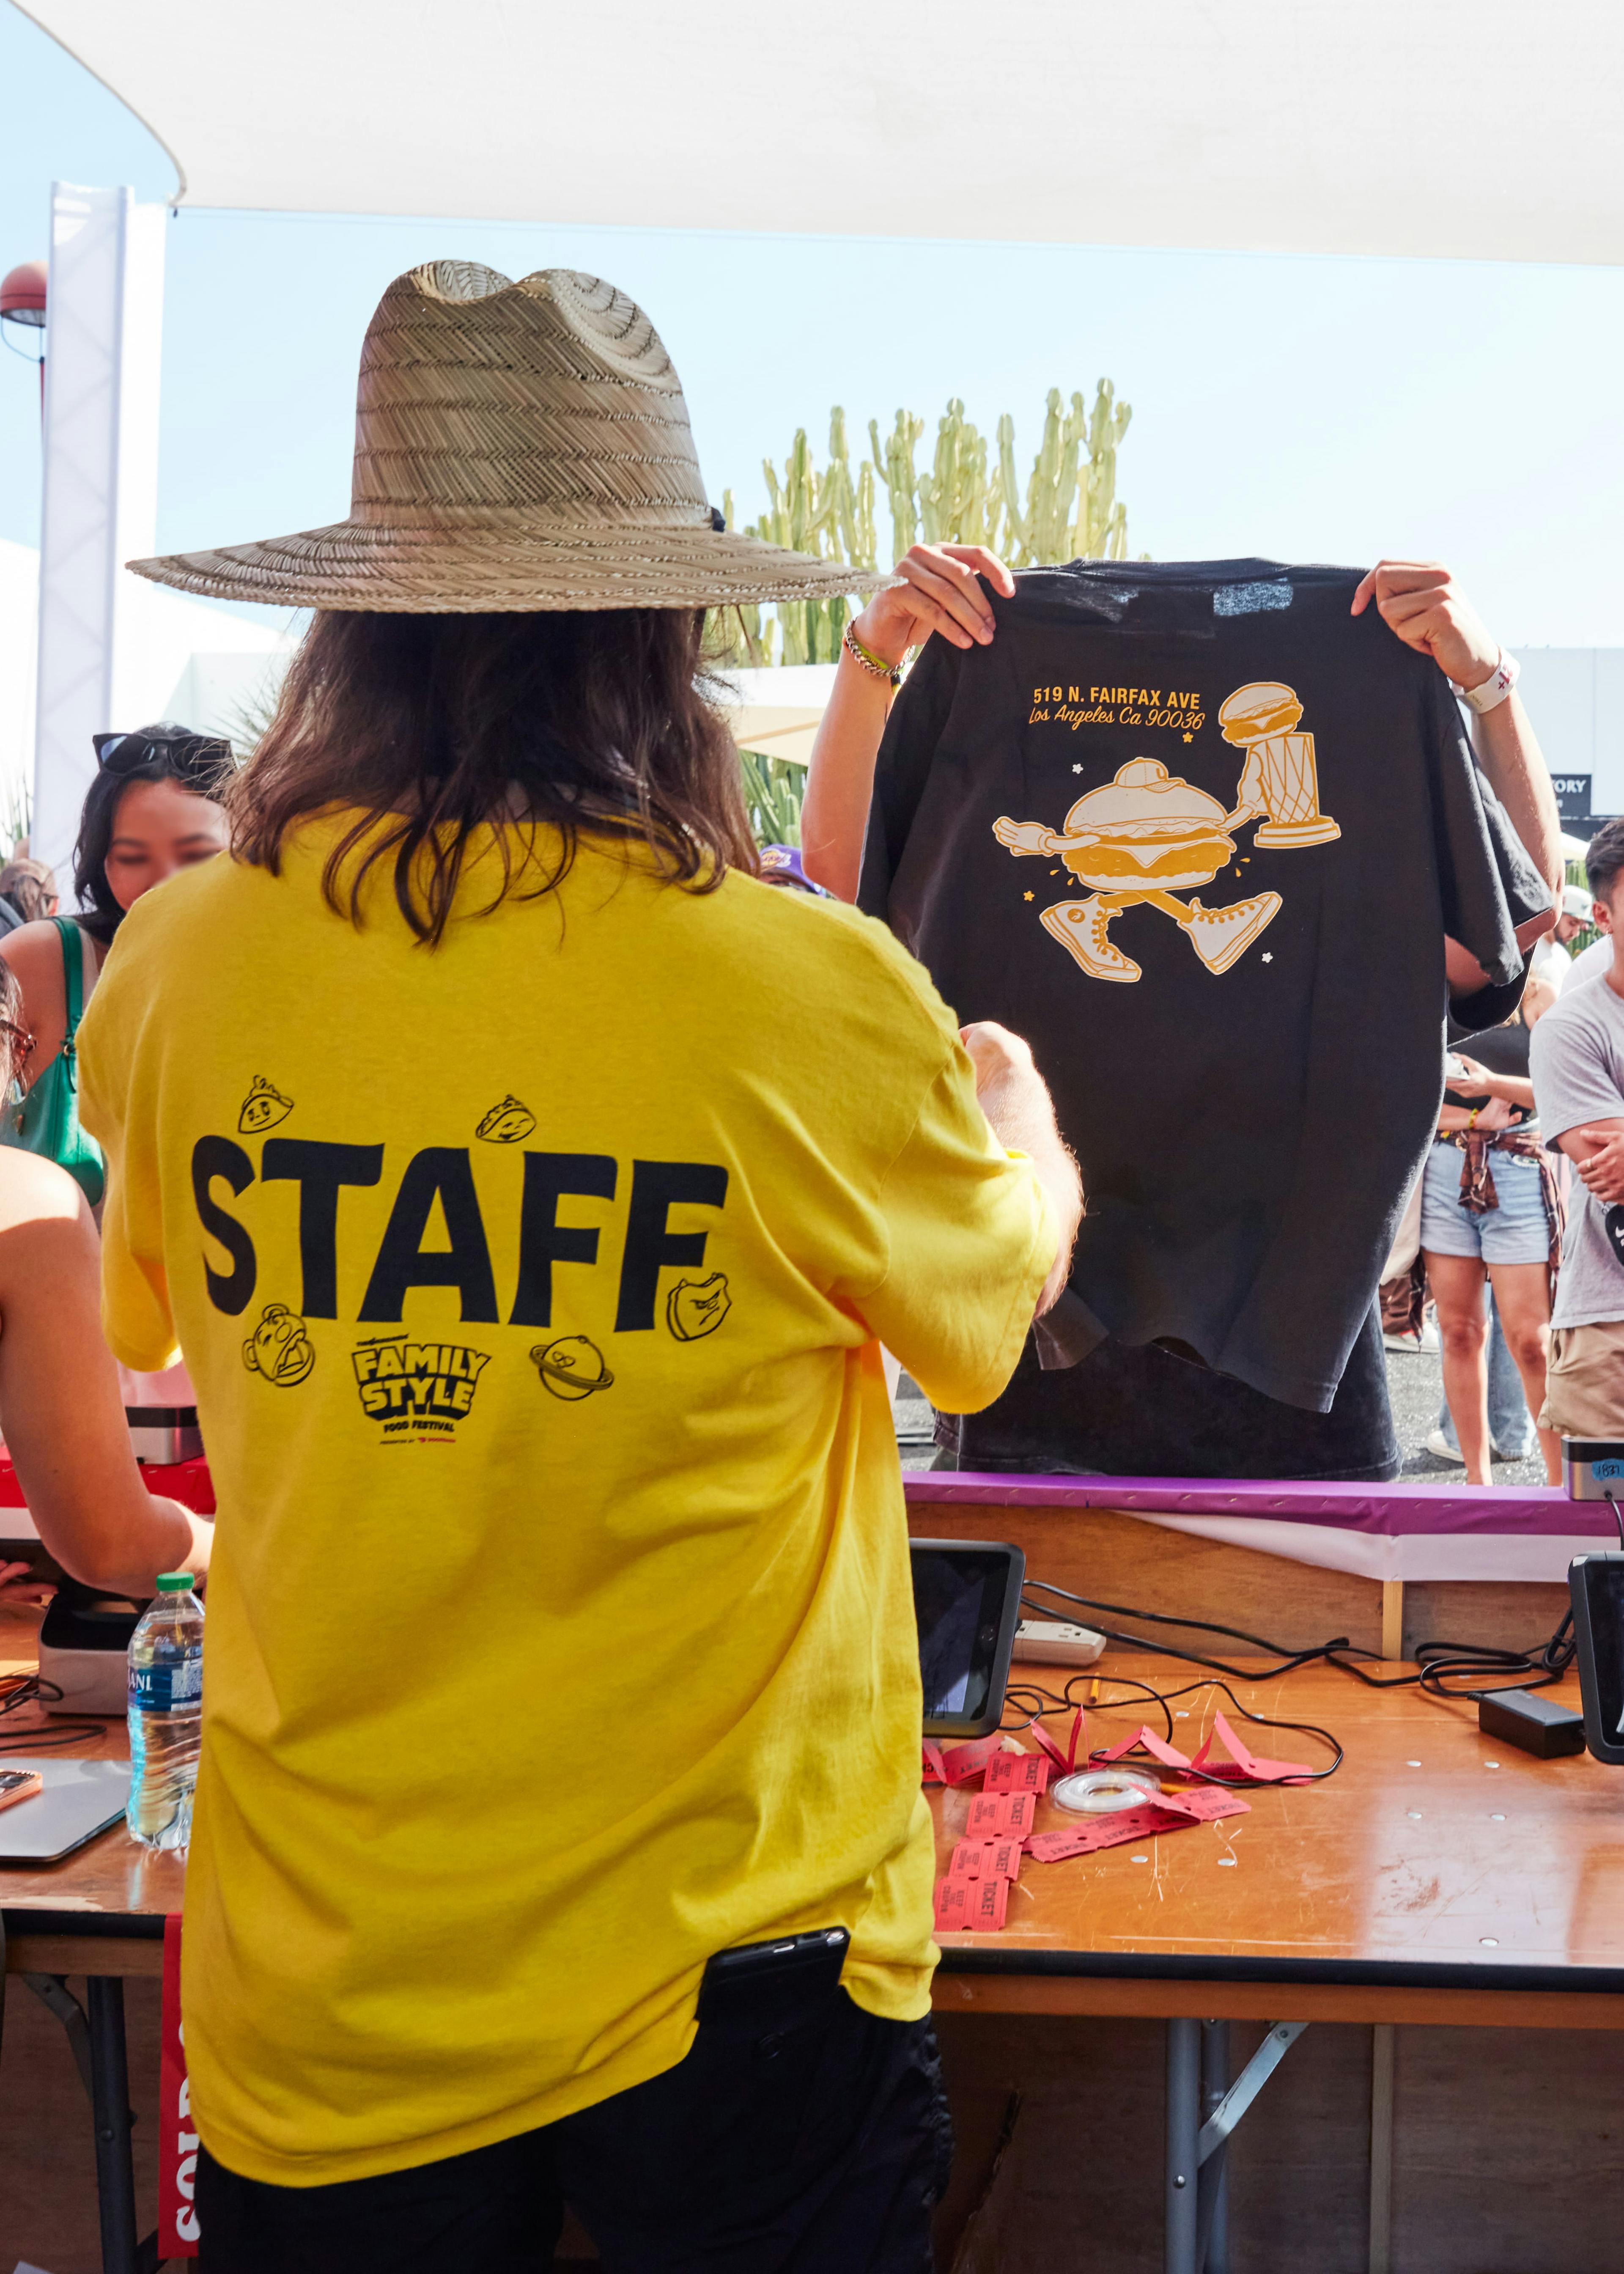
[159,1914,200,2255]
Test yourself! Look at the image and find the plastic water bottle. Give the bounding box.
[126,1573,204,1852]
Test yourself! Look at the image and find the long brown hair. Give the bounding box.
[230,608,758,945]
[0,958,32,1096]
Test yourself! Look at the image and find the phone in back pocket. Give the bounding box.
[696,1927,850,2028]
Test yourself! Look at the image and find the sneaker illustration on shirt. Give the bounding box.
[994,684,1338,984]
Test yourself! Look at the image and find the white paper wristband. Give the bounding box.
[1455,649,1520,715]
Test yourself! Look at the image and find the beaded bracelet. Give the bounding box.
[842,621,903,687]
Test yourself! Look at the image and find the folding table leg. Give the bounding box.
[25,1971,145,2274]
[1166,2018,1202,2274]
[1199,2019,1232,2274]
[87,1976,140,2274]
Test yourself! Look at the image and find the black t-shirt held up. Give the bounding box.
[858,558,1532,1482]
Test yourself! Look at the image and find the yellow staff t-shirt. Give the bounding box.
[77,821,1054,2187]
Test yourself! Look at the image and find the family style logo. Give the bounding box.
[351,1336,492,1439]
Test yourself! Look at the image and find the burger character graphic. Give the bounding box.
[996,683,1340,985]
[994,758,1282,983]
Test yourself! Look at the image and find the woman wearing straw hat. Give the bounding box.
[79,262,1081,2272]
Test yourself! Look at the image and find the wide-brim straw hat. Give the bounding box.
[130,262,894,614]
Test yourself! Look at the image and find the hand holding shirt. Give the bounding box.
[860,558,1539,1479]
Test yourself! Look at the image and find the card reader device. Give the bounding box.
[910,1538,1024,1740]
[1569,1552,1624,1765]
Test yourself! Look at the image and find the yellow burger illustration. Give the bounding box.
[1217,681,1303,747]
[993,758,1282,983]
[238,1076,294,1134]
[475,1095,537,1144]
[1046,759,1236,891]
[242,1303,315,1387]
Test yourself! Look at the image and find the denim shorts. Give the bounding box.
[1421,1138,1550,1267]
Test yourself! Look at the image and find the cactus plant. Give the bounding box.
[716,380,1136,841]
[713,380,1133,677]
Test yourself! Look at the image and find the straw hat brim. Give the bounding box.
[126,521,900,615]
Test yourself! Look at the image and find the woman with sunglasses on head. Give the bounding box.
[0,724,231,1205]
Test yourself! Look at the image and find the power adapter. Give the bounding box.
[1012,1619,1106,1668]
[1477,1688,1585,1759]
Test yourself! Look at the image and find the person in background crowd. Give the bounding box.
[1425,1288,1535,1466]
[0,859,59,927]
[1421,974,1563,1486]
[0,725,230,1203]
[0,955,209,1596]
[1564,879,1619,992]
[79,263,1083,2274]
[1531,884,1594,994]
[1531,816,1624,1445]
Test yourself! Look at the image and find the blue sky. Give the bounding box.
[3,2,1623,648]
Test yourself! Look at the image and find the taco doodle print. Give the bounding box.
[994,681,1340,983]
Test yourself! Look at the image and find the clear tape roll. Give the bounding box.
[1051,1766,1163,1815]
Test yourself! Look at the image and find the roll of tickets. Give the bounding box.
[1027,1786,1250,1865]
[934,1873,1009,1933]
[964,1788,1036,1840]
[984,1751,1049,1795]
[948,1837,1023,1884]
[941,1734,1006,1786]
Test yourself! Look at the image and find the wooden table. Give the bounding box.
[7,1622,1623,2274]
[930,1649,1624,2273]
[0,1610,178,2274]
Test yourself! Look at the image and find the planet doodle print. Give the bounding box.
[531,1336,615,1401]
[242,1303,316,1386]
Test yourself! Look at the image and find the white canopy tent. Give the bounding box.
[14,0,1624,264]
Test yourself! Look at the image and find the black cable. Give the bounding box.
[1023,1577,1336,1661]
[999,1669,1345,1782]
[0,1674,102,1752]
[1022,1572,1575,1705]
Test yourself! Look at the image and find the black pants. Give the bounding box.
[196,1987,952,2273]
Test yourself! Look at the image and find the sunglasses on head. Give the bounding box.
[92,726,233,785]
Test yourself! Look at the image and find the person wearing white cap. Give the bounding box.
[1531,883,1596,994]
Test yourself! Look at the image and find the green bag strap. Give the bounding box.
[55,917,85,1057]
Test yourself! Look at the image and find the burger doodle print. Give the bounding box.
[994,681,1340,983]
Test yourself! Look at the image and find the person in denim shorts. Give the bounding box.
[1422,979,1562,1484]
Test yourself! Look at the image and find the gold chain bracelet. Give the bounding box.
[842,621,903,687]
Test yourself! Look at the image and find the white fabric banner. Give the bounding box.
[17,2,1624,265]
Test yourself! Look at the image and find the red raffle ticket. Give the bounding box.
[983,1750,1049,1795]
[1027,1785,1250,1865]
[1189,1711,1314,1785]
[964,1788,1036,1840]
[947,1836,1023,1884]
[933,1873,1009,1933]
[940,1733,1007,1786]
